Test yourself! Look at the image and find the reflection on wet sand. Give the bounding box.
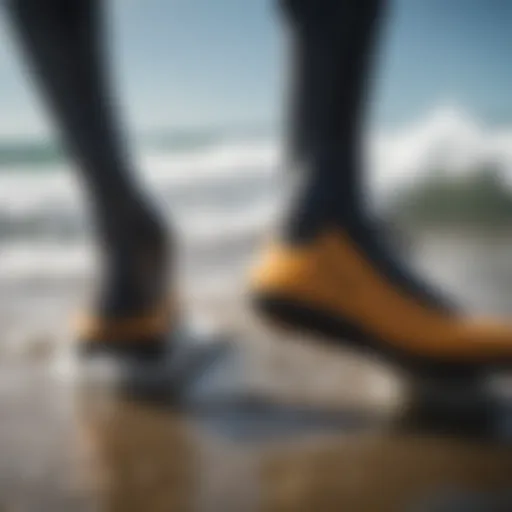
[69,359,512,512]
[0,346,511,512]
[261,432,511,512]
[78,398,195,512]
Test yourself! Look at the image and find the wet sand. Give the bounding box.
[1,230,512,511]
[0,321,511,512]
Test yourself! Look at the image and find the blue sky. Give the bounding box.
[0,0,510,137]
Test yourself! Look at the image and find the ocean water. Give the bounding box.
[0,134,282,284]
[2,105,512,285]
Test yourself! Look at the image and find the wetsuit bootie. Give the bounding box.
[72,207,230,400]
[250,0,512,431]
[250,204,512,432]
[250,224,512,372]
[5,2,181,364]
[75,208,178,362]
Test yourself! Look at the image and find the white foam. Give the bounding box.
[370,105,512,202]
[1,105,512,282]
[1,105,511,217]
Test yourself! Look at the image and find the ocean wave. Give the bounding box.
[0,202,273,282]
[0,130,276,170]
[1,106,512,282]
[0,140,61,168]
[0,138,280,240]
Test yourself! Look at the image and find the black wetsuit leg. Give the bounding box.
[5,0,169,322]
[279,0,455,312]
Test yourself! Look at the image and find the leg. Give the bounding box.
[5,0,173,356]
[278,0,451,311]
[250,0,512,373]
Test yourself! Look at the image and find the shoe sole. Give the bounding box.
[252,293,511,379]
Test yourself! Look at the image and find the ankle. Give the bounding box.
[92,201,172,319]
[282,155,362,243]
